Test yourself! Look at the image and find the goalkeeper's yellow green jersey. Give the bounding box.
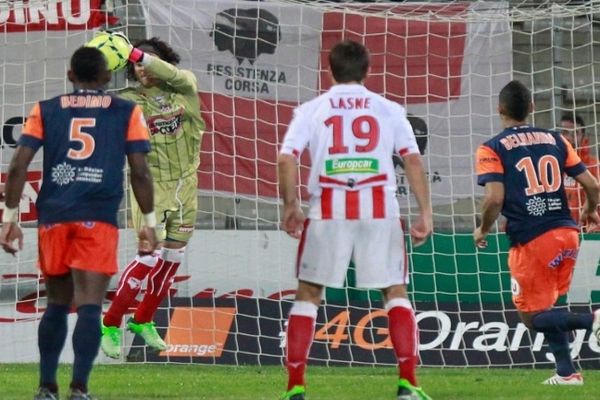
[120,56,205,182]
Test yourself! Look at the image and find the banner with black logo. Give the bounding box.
[143,0,322,102]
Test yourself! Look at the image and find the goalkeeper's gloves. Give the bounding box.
[108,31,145,64]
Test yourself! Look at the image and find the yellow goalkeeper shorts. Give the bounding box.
[130,173,198,243]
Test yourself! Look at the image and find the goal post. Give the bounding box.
[1,0,600,368]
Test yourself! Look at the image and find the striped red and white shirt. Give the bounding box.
[280,83,419,220]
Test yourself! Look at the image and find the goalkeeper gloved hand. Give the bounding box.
[108,31,145,64]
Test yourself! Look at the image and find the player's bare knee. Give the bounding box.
[519,311,537,329]
[381,284,408,302]
[295,280,323,305]
[45,273,73,305]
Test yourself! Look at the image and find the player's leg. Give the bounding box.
[34,274,73,400]
[129,175,197,350]
[101,185,161,352]
[67,222,117,398]
[128,242,185,350]
[282,281,323,400]
[101,252,159,358]
[281,219,352,400]
[354,219,430,400]
[70,269,111,396]
[34,223,73,400]
[509,228,589,385]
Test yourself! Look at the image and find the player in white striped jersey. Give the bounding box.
[278,40,433,400]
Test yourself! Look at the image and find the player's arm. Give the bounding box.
[402,153,433,247]
[128,152,154,215]
[394,108,432,246]
[478,182,505,235]
[0,145,36,254]
[141,55,197,94]
[278,108,309,239]
[278,153,304,239]
[574,169,600,225]
[128,151,157,254]
[561,135,600,225]
[474,144,504,248]
[107,32,197,94]
[126,105,157,254]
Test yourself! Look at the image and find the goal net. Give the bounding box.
[1,0,600,369]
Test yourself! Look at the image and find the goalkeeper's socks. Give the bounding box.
[38,303,70,389]
[544,331,577,377]
[135,247,184,323]
[286,301,318,390]
[71,304,102,391]
[386,298,418,387]
[532,309,593,332]
[103,253,158,327]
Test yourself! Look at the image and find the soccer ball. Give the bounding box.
[85,32,130,72]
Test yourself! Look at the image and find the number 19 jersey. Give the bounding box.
[280,83,419,220]
[476,125,586,246]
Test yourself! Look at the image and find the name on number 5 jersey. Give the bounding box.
[19,91,151,227]
[280,84,420,220]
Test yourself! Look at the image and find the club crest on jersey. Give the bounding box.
[525,196,546,216]
[51,162,76,186]
[152,96,171,112]
[325,157,379,175]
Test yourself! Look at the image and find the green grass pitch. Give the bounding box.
[2,364,600,399]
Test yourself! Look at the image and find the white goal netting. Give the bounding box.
[1,0,600,369]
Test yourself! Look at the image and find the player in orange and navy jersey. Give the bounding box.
[474,80,600,386]
[0,47,157,400]
[278,40,432,400]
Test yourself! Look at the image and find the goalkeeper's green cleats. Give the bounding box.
[397,378,432,400]
[280,385,305,400]
[127,317,167,351]
[100,324,121,359]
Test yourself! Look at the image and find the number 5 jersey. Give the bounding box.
[19,90,151,227]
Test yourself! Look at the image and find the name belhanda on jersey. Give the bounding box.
[499,131,556,150]
[326,158,379,175]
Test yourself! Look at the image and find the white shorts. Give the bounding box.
[295,219,408,289]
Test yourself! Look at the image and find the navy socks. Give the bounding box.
[38,303,70,391]
[71,304,102,392]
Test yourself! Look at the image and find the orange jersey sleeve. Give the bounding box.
[476,145,503,175]
[22,103,44,140]
[560,135,583,168]
[127,105,150,142]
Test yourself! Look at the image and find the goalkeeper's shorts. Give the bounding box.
[295,218,408,289]
[508,226,579,312]
[130,173,198,243]
[38,221,118,276]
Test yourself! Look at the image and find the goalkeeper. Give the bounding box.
[99,33,205,358]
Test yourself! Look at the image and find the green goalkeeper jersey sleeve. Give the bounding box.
[119,55,206,182]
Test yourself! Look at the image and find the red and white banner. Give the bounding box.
[142,0,512,203]
[0,0,117,32]
[0,1,512,215]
